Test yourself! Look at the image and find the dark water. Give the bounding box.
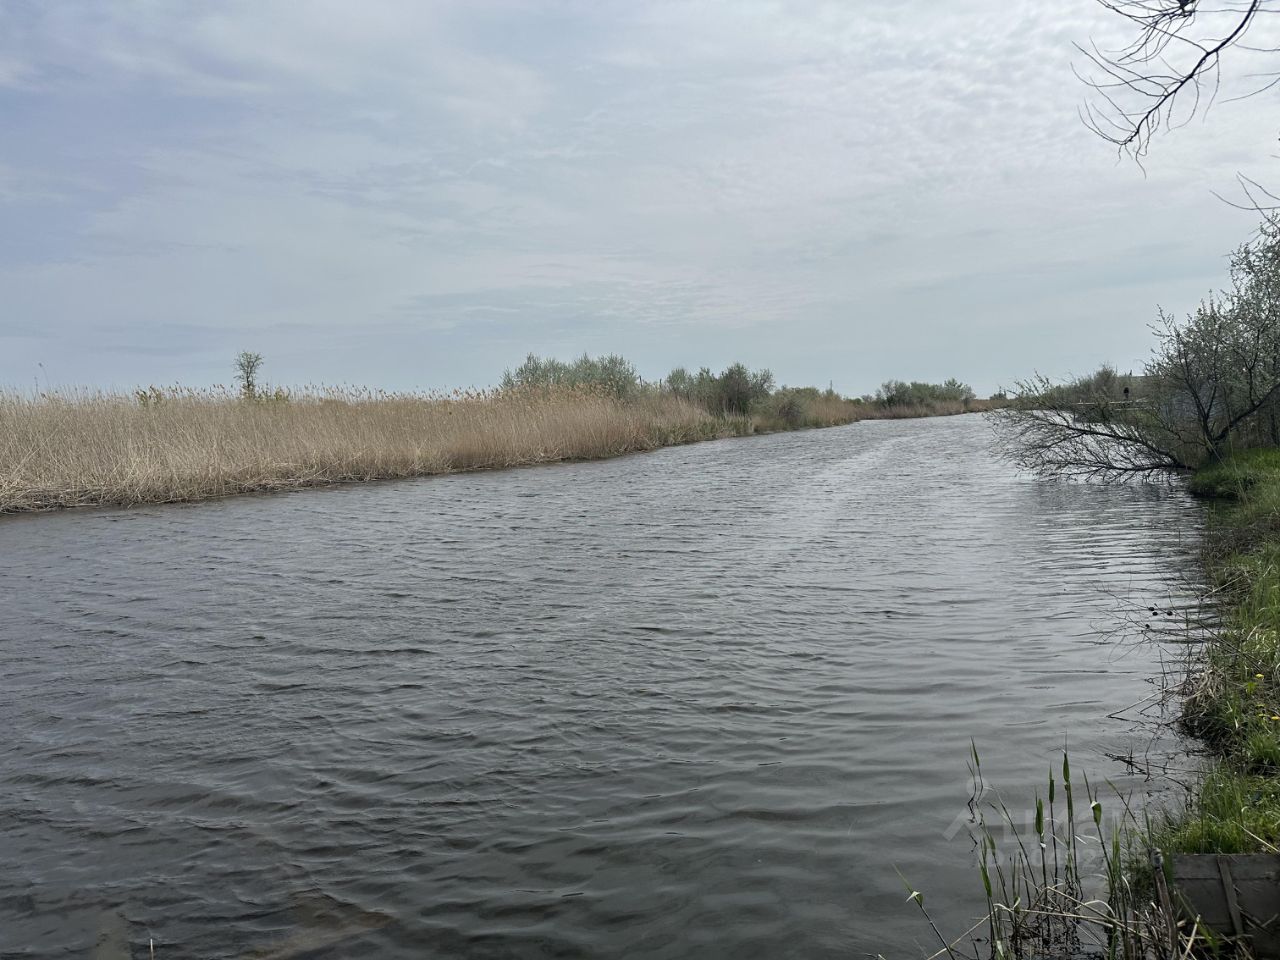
[0,415,1201,959]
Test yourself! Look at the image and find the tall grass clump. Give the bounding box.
[918,749,1212,960]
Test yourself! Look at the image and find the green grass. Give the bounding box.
[1187,448,1280,500]
[1149,771,1280,855]
[1159,449,1280,856]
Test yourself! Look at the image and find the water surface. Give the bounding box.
[0,415,1201,958]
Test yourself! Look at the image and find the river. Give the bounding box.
[0,414,1202,958]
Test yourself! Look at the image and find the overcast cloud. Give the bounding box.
[2,0,1278,395]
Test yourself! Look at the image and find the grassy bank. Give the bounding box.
[1155,450,1280,855]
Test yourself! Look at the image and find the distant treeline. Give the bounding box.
[869,378,977,406]
[501,353,847,429]
[501,352,993,428]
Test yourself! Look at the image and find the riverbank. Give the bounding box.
[949,451,1280,960]
[0,386,997,515]
[1156,450,1280,855]
[0,386,727,514]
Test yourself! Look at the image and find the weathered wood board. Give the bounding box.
[1172,854,1280,957]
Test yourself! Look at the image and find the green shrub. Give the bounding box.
[501,353,642,400]
[766,388,809,428]
[874,377,975,407]
[662,362,774,416]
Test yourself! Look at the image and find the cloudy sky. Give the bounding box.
[1,1,1277,396]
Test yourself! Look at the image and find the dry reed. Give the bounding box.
[0,384,994,515]
[0,385,733,514]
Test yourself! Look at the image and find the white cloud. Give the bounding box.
[0,1,1278,392]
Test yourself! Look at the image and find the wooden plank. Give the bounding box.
[1173,854,1280,958]
[1174,855,1280,881]
[1219,857,1247,938]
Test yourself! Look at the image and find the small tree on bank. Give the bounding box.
[234,351,264,400]
[716,362,774,416]
[661,362,775,416]
[995,220,1280,478]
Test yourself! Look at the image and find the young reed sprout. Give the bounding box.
[919,751,1214,960]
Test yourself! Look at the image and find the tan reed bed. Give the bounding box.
[0,385,740,514]
[0,385,996,515]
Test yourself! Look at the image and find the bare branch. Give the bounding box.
[1081,0,1266,156]
[995,218,1280,479]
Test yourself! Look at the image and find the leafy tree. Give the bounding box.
[996,218,1280,477]
[716,362,774,416]
[500,352,642,399]
[875,379,976,406]
[234,351,263,399]
[663,362,774,416]
[664,366,695,400]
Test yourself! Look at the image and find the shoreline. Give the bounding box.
[1151,452,1280,857]
[1,419,748,517]
[0,391,995,518]
[948,454,1280,959]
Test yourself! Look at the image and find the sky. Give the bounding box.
[1,1,1278,397]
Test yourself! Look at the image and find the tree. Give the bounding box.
[664,366,695,399]
[234,351,263,399]
[716,362,774,416]
[661,362,775,415]
[500,352,642,399]
[1080,1,1269,157]
[995,218,1280,478]
[874,379,976,406]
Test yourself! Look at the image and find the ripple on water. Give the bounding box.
[0,416,1202,958]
